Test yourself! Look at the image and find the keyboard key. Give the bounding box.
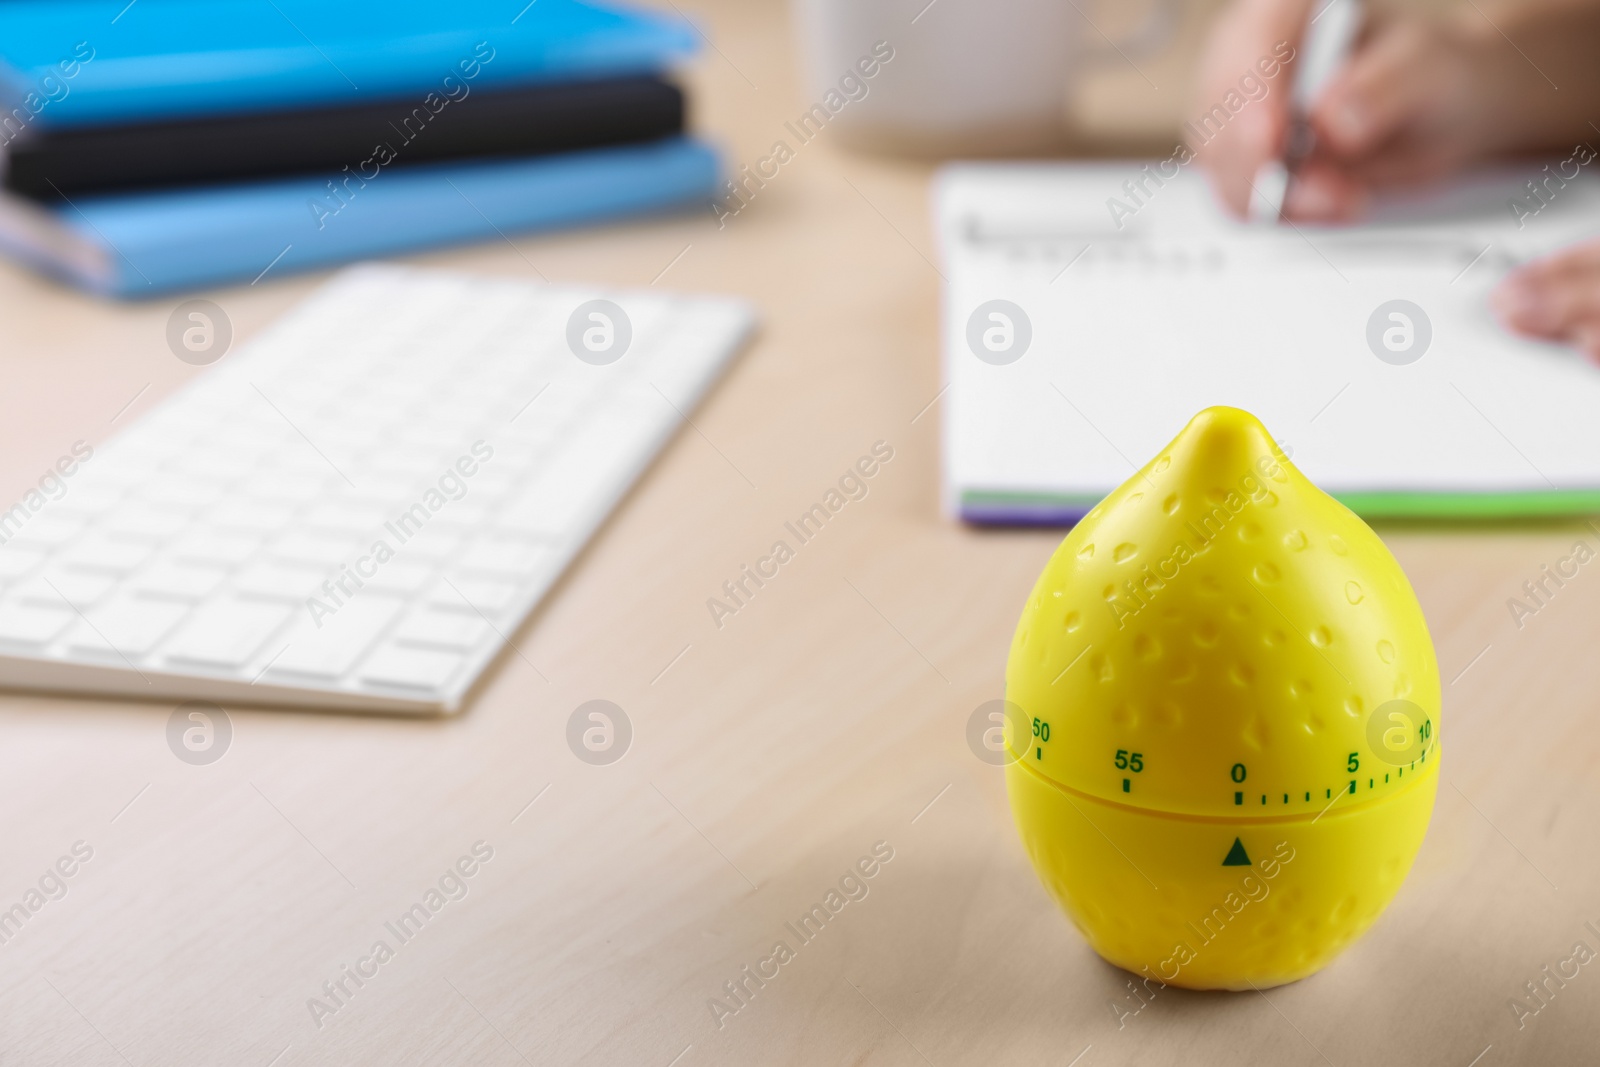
[252,472,335,503]
[430,577,520,616]
[392,524,462,560]
[265,595,403,680]
[458,470,515,501]
[104,501,191,540]
[457,538,555,578]
[130,561,228,602]
[48,483,126,517]
[493,494,568,541]
[59,536,156,575]
[300,501,389,535]
[358,645,464,693]
[68,596,191,659]
[442,499,494,527]
[312,420,381,448]
[173,449,269,484]
[492,510,568,542]
[266,530,361,568]
[15,571,115,609]
[366,443,446,474]
[341,477,423,509]
[163,598,292,669]
[0,546,46,582]
[174,531,263,567]
[138,479,227,509]
[2,515,87,550]
[393,608,490,651]
[360,560,436,596]
[233,561,326,602]
[399,424,469,450]
[0,604,73,647]
[209,499,296,532]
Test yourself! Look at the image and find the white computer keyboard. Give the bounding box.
[0,264,754,713]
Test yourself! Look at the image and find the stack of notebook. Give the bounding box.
[0,0,716,296]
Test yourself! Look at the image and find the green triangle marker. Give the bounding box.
[1222,837,1251,866]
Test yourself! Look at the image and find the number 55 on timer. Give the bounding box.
[1003,407,1438,990]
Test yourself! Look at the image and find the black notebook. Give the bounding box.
[5,76,684,199]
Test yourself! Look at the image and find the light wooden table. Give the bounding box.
[2,2,1598,1064]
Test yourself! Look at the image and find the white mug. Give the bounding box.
[790,0,1178,155]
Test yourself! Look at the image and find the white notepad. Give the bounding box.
[937,161,1600,523]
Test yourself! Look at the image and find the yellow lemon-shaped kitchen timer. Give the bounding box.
[1004,407,1438,990]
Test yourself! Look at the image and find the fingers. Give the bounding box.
[1206,104,1285,218]
[1312,19,1442,158]
[1194,2,1489,221]
[1281,135,1460,222]
[1290,16,1481,214]
[1492,241,1600,360]
[1282,160,1368,222]
[1192,0,1315,218]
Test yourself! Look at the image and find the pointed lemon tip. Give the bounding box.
[1159,406,1284,483]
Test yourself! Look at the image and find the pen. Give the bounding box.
[1250,0,1364,223]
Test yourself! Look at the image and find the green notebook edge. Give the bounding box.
[959,487,1600,525]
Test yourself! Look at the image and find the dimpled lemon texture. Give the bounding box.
[1004,407,1439,990]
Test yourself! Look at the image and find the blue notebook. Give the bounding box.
[0,0,696,128]
[0,137,719,296]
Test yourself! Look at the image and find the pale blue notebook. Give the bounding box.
[0,138,719,296]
